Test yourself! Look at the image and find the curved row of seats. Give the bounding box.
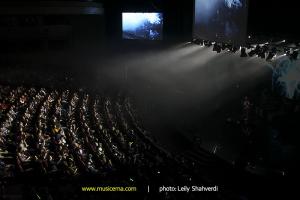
[0,85,193,185]
[0,85,243,200]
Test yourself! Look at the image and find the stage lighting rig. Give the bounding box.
[213,43,222,53]
[240,48,247,57]
[245,43,252,49]
[213,43,217,51]
[248,45,260,57]
[258,45,268,59]
[230,46,239,53]
[204,40,212,47]
[266,47,277,61]
[221,43,227,50]
[193,38,203,45]
[284,47,293,56]
[290,50,299,60]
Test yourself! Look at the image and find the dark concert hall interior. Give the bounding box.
[0,0,299,199]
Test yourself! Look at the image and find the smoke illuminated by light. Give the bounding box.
[273,56,300,99]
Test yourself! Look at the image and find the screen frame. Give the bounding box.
[193,0,249,46]
[121,12,164,41]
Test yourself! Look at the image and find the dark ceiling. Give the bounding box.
[1,0,298,39]
[102,0,299,39]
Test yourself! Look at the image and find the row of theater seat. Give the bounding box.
[0,85,202,187]
[0,85,241,199]
[0,85,157,178]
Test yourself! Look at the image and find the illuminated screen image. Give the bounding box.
[194,0,248,45]
[122,13,163,40]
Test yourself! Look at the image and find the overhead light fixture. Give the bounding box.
[193,38,203,45]
[248,45,260,57]
[284,47,290,55]
[240,47,247,57]
[246,43,253,49]
[213,43,218,51]
[204,40,212,47]
[259,51,266,59]
[266,47,277,61]
[231,46,239,53]
[266,53,274,61]
[258,45,268,58]
[221,43,227,50]
[213,43,221,53]
[290,50,299,60]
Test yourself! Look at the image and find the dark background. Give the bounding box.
[0,0,298,44]
[104,0,299,41]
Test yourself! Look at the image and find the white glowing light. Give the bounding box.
[224,0,243,8]
[122,13,162,31]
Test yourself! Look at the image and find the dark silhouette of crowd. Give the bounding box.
[1,84,229,200]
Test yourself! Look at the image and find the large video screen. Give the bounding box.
[122,12,163,40]
[194,0,248,45]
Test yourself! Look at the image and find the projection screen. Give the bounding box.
[194,0,248,45]
[122,12,163,40]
